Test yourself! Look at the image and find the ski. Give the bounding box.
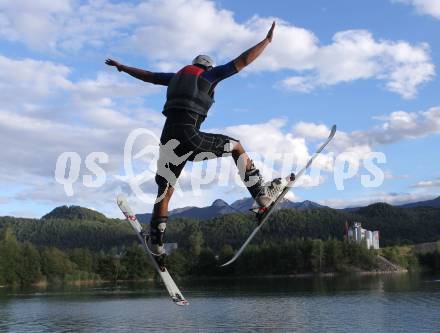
[116,194,189,306]
[220,124,337,267]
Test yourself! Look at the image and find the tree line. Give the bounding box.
[0,225,381,286]
[0,227,154,286]
[2,203,440,251]
[1,203,440,286]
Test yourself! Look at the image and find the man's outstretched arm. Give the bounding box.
[105,58,159,83]
[233,21,275,72]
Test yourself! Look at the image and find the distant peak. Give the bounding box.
[212,199,229,207]
[301,200,318,207]
[42,205,107,222]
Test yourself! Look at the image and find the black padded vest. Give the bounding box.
[163,65,214,117]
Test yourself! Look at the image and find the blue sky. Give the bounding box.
[0,0,439,218]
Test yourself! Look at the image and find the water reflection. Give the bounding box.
[0,273,439,332]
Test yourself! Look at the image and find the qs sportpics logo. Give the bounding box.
[54,128,386,203]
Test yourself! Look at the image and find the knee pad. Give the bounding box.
[150,216,168,247]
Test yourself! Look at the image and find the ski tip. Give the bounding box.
[330,124,337,136]
[173,294,189,306]
[116,193,126,204]
[219,258,235,268]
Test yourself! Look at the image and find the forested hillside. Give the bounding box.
[1,204,440,286]
[1,203,440,251]
[0,216,135,250]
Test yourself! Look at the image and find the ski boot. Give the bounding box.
[150,216,168,271]
[252,175,295,224]
[255,176,292,208]
[242,162,295,223]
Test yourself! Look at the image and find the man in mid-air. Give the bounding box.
[106,22,288,268]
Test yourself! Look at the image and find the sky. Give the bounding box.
[0,0,440,218]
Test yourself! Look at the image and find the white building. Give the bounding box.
[347,222,379,249]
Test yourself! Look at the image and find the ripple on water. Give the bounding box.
[0,275,439,332]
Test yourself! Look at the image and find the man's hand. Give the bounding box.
[105,58,123,72]
[107,61,155,83]
[266,21,275,43]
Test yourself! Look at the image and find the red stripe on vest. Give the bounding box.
[178,65,204,76]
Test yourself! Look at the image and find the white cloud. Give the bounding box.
[0,106,164,217]
[0,0,137,53]
[0,53,161,121]
[131,0,247,62]
[0,54,72,106]
[367,107,440,144]
[383,171,410,180]
[295,107,440,149]
[0,1,439,216]
[130,4,434,98]
[392,0,440,19]
[0,0,434,98]
[293,122,332,140]
[280,76,314,93]
[70,72,162,127]
[217,119,313,175]
[208,119,338,191]
[58,0,138,52]
[2,104,440,216]
[0,53,166,212]
[288,106,440,184]
[411,177,440,188]
[281,30,434,99]
[2,51,438,214]
[0,0,72,50]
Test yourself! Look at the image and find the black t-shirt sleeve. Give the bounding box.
[202,61,238,85]
[151,72,175,86]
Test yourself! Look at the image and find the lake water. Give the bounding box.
[0,274,439,332]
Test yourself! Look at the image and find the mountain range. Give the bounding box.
[136,197,327,223]
[398,196,440,208]
[136,195,440,223]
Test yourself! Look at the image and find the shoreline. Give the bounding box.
[28,277,156,288]
[66,268,411,284]
[1,265,410,289]
[183,269,409,281]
